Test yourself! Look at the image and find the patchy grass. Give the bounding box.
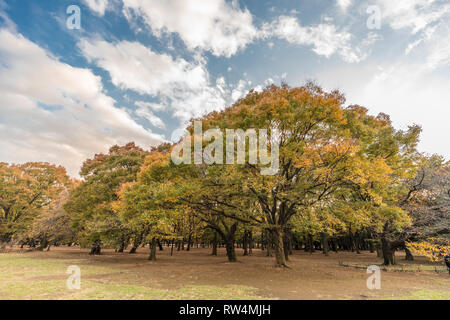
[0,253,262,300]
[0,248,449,300]
[81,284,262,300]
[339,261,448,273]
[389,290,450,300]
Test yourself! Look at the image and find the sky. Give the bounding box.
[0,0,449,177]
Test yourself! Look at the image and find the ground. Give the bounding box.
[0,246,449,300]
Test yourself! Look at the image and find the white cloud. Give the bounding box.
[83,0,109,16]
[134,101,166,112]
[316,62,450,160]
[263,16,378,63]
[0,29,162,177]
[134,102,165,129]
[79,37,257,126]
[231,79,251,101]
[122,0,258,58]
[373,0,450,34]
[79,38,208,97]
[337,0,352,11]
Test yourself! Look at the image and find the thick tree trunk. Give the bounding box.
[381,237,395,265]
[225,240,236,262]
[38,236,48,251]
[148,238,157,261]
[272,228,288,268]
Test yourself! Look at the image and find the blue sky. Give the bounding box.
[0,0,449,176]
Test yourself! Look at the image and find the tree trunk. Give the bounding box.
[381,237,395,265]
[38,236,49,251]
[354,233,361,254]
[308,234,315,253]
[89,241,101,255]
[118,240,126,253]
[129,245,137,254]
[170,238,175,256]
[225,240,236,262]
[404,247,414,261]
[265,230,273,257]
[248,231,253,256]
[321,233,329,256]
[376,242,382,257]
[148,238,157,261]
[129,232,143,254]
[212,232,218,256]
[283,229,291,261]
[186,235,191,251]
[243,231,249,256]
[271,228,287,267]
[157,239,163,251]
[369,241,375,253]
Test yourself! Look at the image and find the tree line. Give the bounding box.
[1,84,448,267]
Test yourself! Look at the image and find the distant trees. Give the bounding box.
[402,155,449,262]
[31,187,75,251]
[0,162,71,247]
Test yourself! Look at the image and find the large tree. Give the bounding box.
[188,84,419,267]
[65,142,149,254]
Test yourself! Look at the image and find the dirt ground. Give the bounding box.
[1,245,449,300]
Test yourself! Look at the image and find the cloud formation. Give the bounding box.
[0,29,162,177]
[262,16,378,63]
[79,37,253,124]
[83,0,109,16]
[122,0,259,57]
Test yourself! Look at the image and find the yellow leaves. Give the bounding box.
[347,156,392,187]
[407,239,450,263]
[294,138,360,170]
